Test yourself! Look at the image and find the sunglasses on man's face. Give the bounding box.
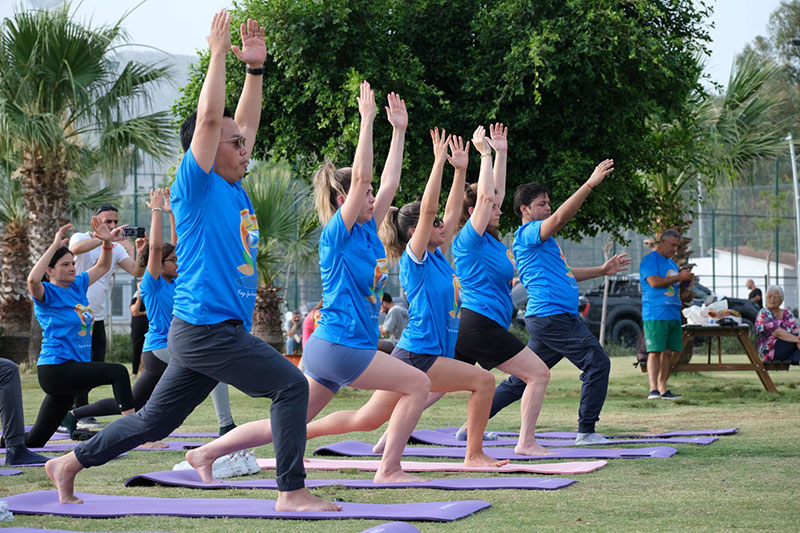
[219,135,247,149]
[433,216,443,228]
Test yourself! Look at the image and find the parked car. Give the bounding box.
[511,274,759,347]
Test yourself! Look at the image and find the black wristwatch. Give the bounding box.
[246,66,265,76]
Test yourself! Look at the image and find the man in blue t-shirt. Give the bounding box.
[640,229,693,401]
[45,12,339,513]
[489,161,632,446]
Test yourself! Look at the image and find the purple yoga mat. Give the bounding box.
[361,522,421,533]
[168,431,218,438]
[0,468,23,475]
[1,440,202,453]
[314,441,678,460]
[435,426,739,438]
[5,491,491,522]
[0,426,69,441]
[410,429,717,447]
[124,469,576,491]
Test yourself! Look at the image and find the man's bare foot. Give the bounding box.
[45,453,83,504]
[185,447,218,483]
[275,487,341,512]
[464,452,510,468]
[373,469,430,484]
[136,441,168,449]
[514,443,553,456]
[372,432,387,454]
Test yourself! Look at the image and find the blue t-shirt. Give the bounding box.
[170,148,259,330]
[452,219,515,328]
[34,272,94,365]
[639,250,681,321]
[313,210,388,349]
[397,245,461,358]
[140,270,176,352]
[513,220,580,317]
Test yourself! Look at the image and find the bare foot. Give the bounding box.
[136,441,168,449]
[514,443,554,456]
[372,432,387,454]
[185,447,218,483]
[275,487,342,512]
[464,452,510,468]
[373,469,430,484]
[45,454,83,504]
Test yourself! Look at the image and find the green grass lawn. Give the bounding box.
[2,353,799,532]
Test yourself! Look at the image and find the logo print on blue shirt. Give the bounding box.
[74,304,94,337]
[236,209,259,276]
[450,274,462,318]
[367,258,389,303]
[556,242,575,278]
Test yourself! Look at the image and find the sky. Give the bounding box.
[0,0,788,88]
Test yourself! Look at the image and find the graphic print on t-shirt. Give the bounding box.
[556,242,575,278]
[664,269,678,296]
[74,304,94,337]
[367,257,389,303]
[506,249,516,268]
[450,274,462,318]
[236,209,260,277]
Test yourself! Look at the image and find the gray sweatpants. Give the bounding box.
[74,317,309,492]
[0,358,25,448]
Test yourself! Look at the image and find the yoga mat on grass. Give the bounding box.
[1,440,203,453]
[315,441,677,460]
[0,529,172,533]
[0,427,70,441]
[0,468,23,475]
[125,468,576,491]
[435,426,739,438]
[4,490,490,522]
[169,431,218,438]
[410,429,717,447]
[361,522,420,533]
[258,457,607,475]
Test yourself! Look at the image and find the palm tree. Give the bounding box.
[0,171,30,362]
[243,161,320,351]
[0,3,175,359]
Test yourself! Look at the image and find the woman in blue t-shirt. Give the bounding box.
[452,124,551,456]
[25,221,135,447]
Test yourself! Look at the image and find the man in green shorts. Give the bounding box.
[639,229,693,400]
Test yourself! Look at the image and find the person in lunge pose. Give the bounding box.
[44,11,339,511]
[183,81,431,484]
[487,160,627,444]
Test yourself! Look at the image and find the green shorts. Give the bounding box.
[643,320,683,353]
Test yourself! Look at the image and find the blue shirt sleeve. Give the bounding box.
[639,253,656,283]
[321,210,353,252]
[516,220,544,247]
[175,148,212,207]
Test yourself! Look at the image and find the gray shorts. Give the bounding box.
[391,346,438,373]
[302,336,375,393]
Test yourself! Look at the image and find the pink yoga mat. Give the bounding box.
[409,429,718,447]
[435,426,739,438]
[257,457,608,475]
[4,490,491,522]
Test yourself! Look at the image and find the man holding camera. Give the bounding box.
[640,228,693,401]
[68,203,147,423]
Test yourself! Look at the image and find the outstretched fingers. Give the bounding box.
[357,80,376,120]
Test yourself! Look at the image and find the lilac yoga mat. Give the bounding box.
[361,523,421,533]
[410,429,717,447]
[1,440,202,453]
[5,491,491,522]
[1,468,23,475]
[259,457,607,475]
[125,469,576,491]
[314,441,678,460]
[435,426,739,438]
[0,426,69,441]
[169,431,218,438]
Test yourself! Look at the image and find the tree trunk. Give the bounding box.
[0,219,33,363]
[252,284,285,353]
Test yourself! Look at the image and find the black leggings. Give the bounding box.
[26,361,133,447]
[130,316,149,375]
[72,351,166,419]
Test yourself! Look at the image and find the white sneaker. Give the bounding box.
[0,501,13,522]
[239,449,260,475]
[574,432,611,445]
[173,450,257,479]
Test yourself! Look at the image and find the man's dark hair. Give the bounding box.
[179,107,234,152]
[92,203,118,216]
[513,183,550,218]
[382,292,393,303]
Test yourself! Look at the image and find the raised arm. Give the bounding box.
[232,18,267,154]
[441,135,469,253]
[340,81,376,231]
[85,217,119,286]
[468,126,495,236]
[190,10,232,172]
[572,253,632,282]
[373,92,408,227]
[538,159,614,242]
[408,128,450,261]
[489,123,508,205]
[145,189,167,280]
[28,224,74,302]
[162,187,177,245]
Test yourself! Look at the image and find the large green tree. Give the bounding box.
[175,0,711,240]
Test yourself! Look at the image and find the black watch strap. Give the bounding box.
[246,66,265,75]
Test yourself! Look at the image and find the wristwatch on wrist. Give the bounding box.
[246,66,265,75]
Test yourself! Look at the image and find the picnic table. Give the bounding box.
[671,324,787,393]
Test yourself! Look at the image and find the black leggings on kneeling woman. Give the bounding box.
[26,361,134,448]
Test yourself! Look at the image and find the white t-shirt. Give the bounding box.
[68,232,131,320]
[383,304,408,343]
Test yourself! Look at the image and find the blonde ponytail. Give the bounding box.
[379,201,422,264]
[312,160,352,225]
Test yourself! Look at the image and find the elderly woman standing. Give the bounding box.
[754,285,800,365]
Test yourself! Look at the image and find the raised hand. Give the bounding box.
[231,18,266,67]
[602,253,632,276]
[146,188,165,211]
[206,9,232,56]
[91,217,116,243]
[357,80,376,123]
[53,224,73,248]
[384,92,407,131]
[472,125,490,156]
[135,236,149,257]
[486,122,508,153]
[586,159,614,189]
[430,127,450,161]
[162,187,172,214]
[446,136,470,170]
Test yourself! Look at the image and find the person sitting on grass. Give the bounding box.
[755,285,800,365]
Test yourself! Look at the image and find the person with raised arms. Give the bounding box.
[45,11,339,512]
[182,81,431,485]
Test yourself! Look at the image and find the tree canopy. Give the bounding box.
[175,0,711,239]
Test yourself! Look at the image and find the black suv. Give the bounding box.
[511,274,759,347]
